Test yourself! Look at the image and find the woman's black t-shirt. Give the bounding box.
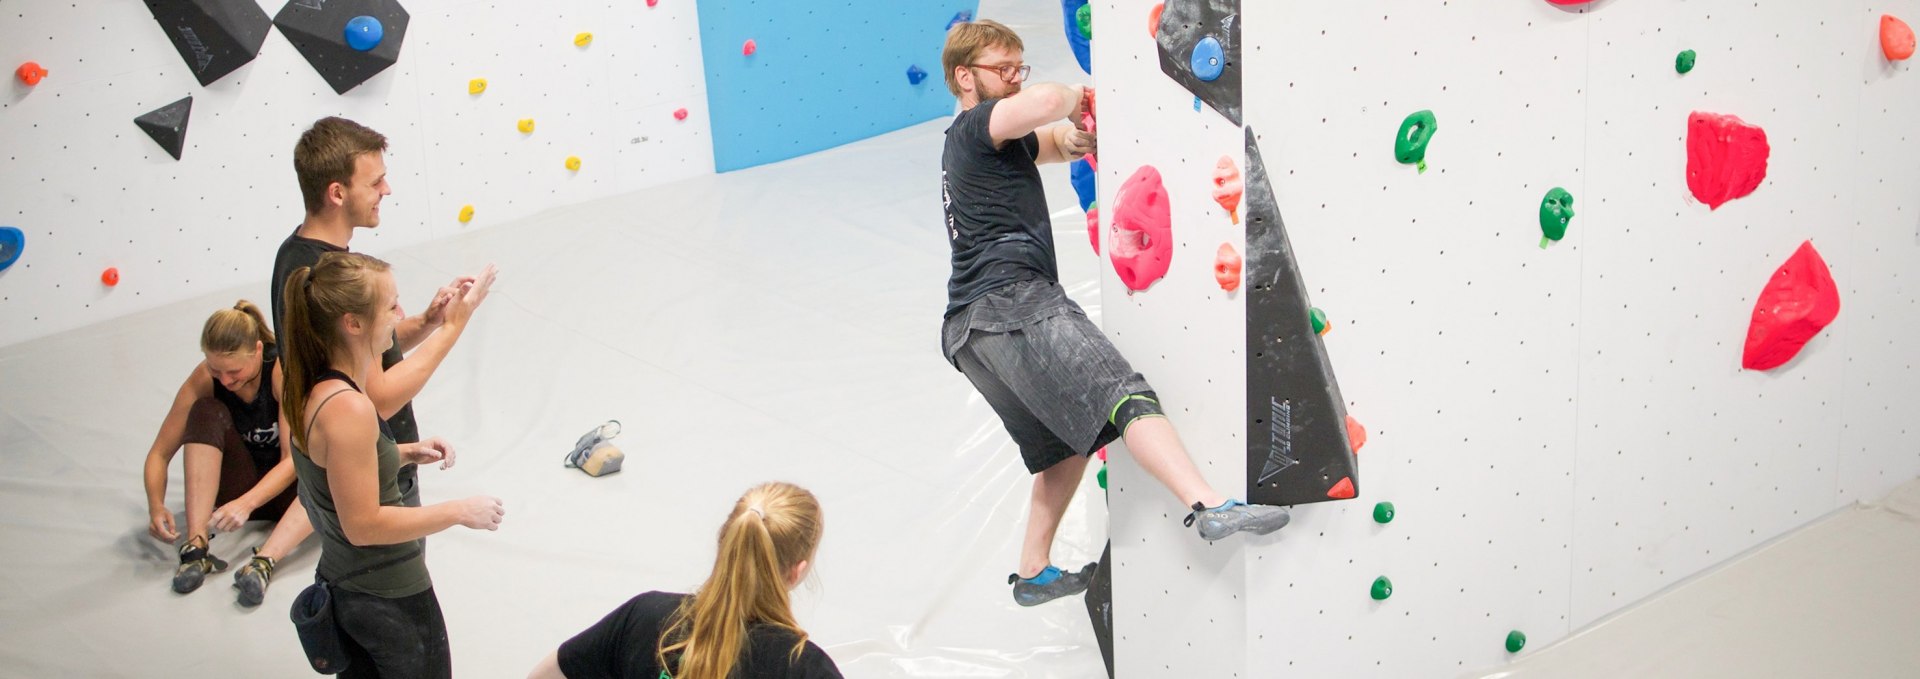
[556,592,842,679]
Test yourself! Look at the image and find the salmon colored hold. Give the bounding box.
[1882,15,1915,61]
[1327,477,1356,500]
[1346,415,1367,454]
[1214,243,1241,292]
[1148,3,1164,37]
[1212,156,1242,224]
[1685,112,1769,210]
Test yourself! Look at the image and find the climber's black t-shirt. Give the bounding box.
[557,591,842,679]
[941,98,1057,319]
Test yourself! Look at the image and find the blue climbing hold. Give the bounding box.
[344,16,384,52]
[947,10,973,31]
[907,65,927,85]
[1070,158,1096,211]
[1190,36,1224,81]
[0,226,23,273]
[1061,0,1092,75]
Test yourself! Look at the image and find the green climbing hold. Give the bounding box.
[1538,187,1574,248]
[1372,501,1395,524]
[1370,576,1393,600]
[1506,630,1527,653]
[1076,4,1092,40]
[1097,463,1108,490]
[1676,49,1697,74]
[1309,307,1329,336]
[1394,110,1438,173]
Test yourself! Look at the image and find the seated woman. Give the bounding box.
[529,482,842,679]
[141,300,312,606]
[284,251,503,678]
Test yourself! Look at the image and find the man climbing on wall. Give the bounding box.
[939,21,1291,608]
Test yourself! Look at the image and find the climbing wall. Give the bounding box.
[1096,0,1920,676]
[697,1,973,172]
[0,1,714,347]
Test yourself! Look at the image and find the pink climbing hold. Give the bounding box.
[1883,15,1915,61]
[647,0,659,6]
[1544,0,1591,4]
[1742,241,1840,371]
[1685,112,1770,210]
[1214,243,1241,292]
[1109,166,1173,292]
[743,39,757,56]
[1086,205,1101,255]
[1212,156,1243,224]
[673,107,689,121]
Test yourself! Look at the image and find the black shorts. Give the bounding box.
[951,306,1155,474]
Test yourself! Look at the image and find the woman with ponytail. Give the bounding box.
[282,251,503,678]
[530,482,841,679]
[141,299,314,606]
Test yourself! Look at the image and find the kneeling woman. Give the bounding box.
[141,300,311,605]
[530,481,842,679]
[283,251,504,678]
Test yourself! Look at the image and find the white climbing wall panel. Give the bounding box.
[1097,0,1920,676]
[0,0,713,347]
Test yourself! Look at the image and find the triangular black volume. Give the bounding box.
[273,0,411,95]
[1081,541,1114,679]
[1243,126,1356,506]
[145,0,272,87]
[135,96,194,160]
[1153,0,1242,125]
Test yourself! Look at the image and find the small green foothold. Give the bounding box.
[1676,49,1697,74]
[1394,109,1438,168]
[1097,463,1108,490]
[1310,307,1329,335]
[1076,4,1093,40]
[1373,501,1395,524]
[1370,576,1393,600]
[1538,187,1574,245]
[1506,630,1527,653]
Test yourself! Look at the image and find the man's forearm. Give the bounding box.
[394,315,436,353]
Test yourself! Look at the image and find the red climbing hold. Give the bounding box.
[1148,3,1164,37]
[1346,415,1367,454]
[1685,112,1769,210]
[100,267,120,287]
[1743,241,1839,371]
[673,107,689,121]
[16,61,47,86]
[1086,205,1100,255]
[1883,15,1915,61]
[1327,477,1356,500]
[1214,243,1241,292]
[1213,156,1242,224]
[1109,166,1173,292]
[1079,87,1097,137]
[742,39,757,56]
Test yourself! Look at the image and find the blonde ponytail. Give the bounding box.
[658,483,823,679]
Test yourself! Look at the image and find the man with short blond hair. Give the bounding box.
[938,21,1290,608]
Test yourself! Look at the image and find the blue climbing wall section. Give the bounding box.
[699,0,976,172]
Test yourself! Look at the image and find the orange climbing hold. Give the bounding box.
[1214,243,1241,292]
[100,267,120,287]
[1327,477,1356,500]
[1346,415,1367,454]
[1883,15,1915,61]
[16,61,47,86]
[1148,3,1164,37]
[1212,156,1242,224]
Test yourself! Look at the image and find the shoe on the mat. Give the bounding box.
[233,549,275,607]
[1008,562,1098,607]
[1184,499,1290,541]
[172,537,229,594]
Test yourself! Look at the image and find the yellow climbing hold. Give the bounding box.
[574,32,593,47]
[468,78,486,95]
[565,156,582,171]
[458,205,475,223]
[518,118,535,134]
